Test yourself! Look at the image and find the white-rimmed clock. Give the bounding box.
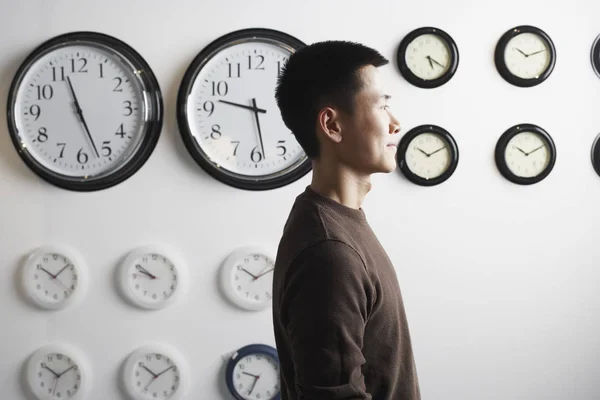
[122,342,190,400]
[219,246,275,311]
[20,244,88,310]
[25,343,91,400]
[118,245,188,310]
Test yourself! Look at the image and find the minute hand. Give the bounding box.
[218,100,267,114]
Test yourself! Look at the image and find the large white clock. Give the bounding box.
[25,343,92,400]
[20,244,88,311]
[7,31,163,191]
[177,28,311,190]
[122,342,190,400]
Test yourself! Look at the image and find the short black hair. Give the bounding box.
[275,40,388,158]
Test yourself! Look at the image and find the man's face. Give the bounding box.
[335,65,401,175]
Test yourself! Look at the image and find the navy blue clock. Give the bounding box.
[225,344,280,400]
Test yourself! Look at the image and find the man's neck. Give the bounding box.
[309,159,371,210]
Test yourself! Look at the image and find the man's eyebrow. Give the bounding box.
[381,94,392,100]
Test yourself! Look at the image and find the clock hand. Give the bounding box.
[252,98,266,159]
[218,99,267,114]
[42,364,60,378]
[135,265,157,279]
[430,57,446,69]
[40,267,57,279]
[54,263,72,278]
[241,268,258,280]
[141,364,158,378]
[57,365,75,377]
[514,146,528,156]
[242,372,260,378]
[528,49,547,57]
[514,47,529,57]
[253,268,274,281]
[51,375,60,396]
[54,277,72,293]
[416,147,430,157]
[426,56,434,69]
[526,144,545,155]
[155,365,174,377]
[66,76,100,158]
[429,146,446,156]
[248,375,260,395]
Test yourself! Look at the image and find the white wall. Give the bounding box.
[2,0,600,399]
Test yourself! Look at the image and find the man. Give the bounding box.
[272,40,421,400]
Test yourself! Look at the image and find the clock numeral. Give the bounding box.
[28,104,41,121]
[211,81,228,96]
[52,66,65,82]
[201,101,215,117]
[123,101,134,116]
[37,127,48,143]
[99,63,104,78]
[251,146,263,163]
[228,62,241,78]
[113,77,123,92]
[231,141,240,156]
[36,84,53,100]
[248,55,265,70]
[101,141,112,157]
[56,143,66,158]
[277,61,284,77]
[115,123,126,138]
[210,124,222,140]
[77,148,88,165]
[71,57,88,73]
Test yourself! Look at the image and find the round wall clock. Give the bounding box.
[6,31,163,191]
[122,342,190,400]
[495,123,556,185]
[396,27,459,88]
[590,33,600,79]
[396,124,459,186]
[21,244,88,311]
[177,28,311,190]
[591,133,600,177]
[225,344,280,400]
[118,245,188,310]
[25,343,91,400]
[495,25,556,87]
[219,246,275,311]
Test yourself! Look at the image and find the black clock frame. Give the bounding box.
[591,33,600,79]
[225,344,280,400]
[397,124,459,186]
[591,133,600,178]
[494,25,556,87]
[176,28,312,191]
[6,31,163,192]
[396,27,459,89]
[495,123,556,185]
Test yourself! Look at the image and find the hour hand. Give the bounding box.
[218,100,266,114]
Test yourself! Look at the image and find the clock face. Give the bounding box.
[495,124,556,185]
[7,31,162,191]
[504,131,551,178]
[404,34,451,81]
[220,247,274,311]
[495,26,556,87]
[397,125,459,186]
[22,245,87,310]
[26,344,90,400]
[123,344,189,400]
[231,353,280,400]
[178,28,311,190]
[504,33,552,79]
[119,246,187,310]
[405,133,452,179]
[397,27,459,88]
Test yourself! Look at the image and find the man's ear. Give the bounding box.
[316,107,343,144]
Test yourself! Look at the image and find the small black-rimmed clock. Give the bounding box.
[590,34,600,79]
[495,25,556,87]
[6,31,163,191]
[397,124,459,186]
[591,133,600,177]
[396,27,459,89]
[177,28,312,191]
[495,123,556,185]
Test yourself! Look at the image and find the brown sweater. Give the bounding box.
[272,186,421,400]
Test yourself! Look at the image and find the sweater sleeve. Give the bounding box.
[280,240,375,400]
